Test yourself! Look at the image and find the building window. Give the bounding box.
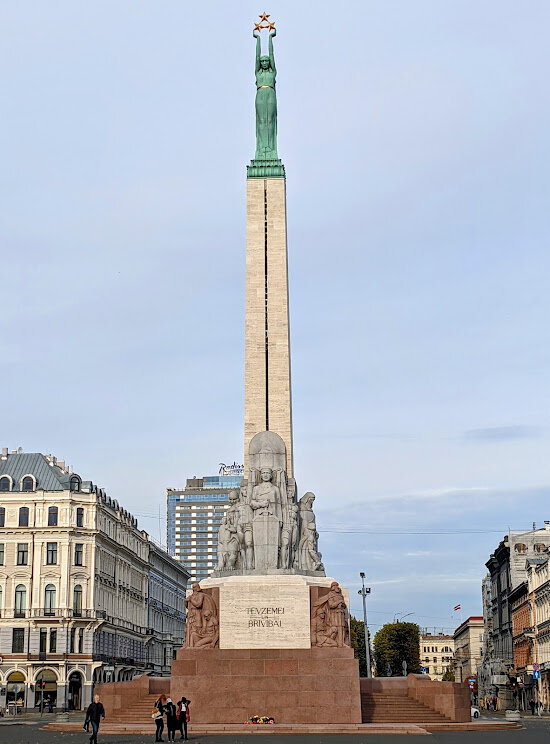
[21,476,34,492]
[0,543,4,565]
[70,627,76,653]
[47,506,58,526]
[78,627,84,654]
[46,542,57,565]
[70,476,81,493]
[74,543,83,566]
[0,507,4,527]
[40,628,47,653]
[12,628,24,653]
[19,507,29,526]
[44,584,56,616]
[17,543,28,565]
[73,585,82,617]
[49,629,57,653]
[0,585,2,616]
[14,585,27,617]
[0,476,10,491]
[76,508,84,527]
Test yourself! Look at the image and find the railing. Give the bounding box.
[28,608,107,620]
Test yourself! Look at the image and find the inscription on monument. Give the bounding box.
[219,580,311,648]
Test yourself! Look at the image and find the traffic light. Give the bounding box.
[41,681,46,689]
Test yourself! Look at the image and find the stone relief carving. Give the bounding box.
[184,583,219,648]
[311,582,350,648]
[213,431,325,576]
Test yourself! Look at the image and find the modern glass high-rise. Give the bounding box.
[166,470,242,583]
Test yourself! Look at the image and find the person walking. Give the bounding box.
[84,694,106,744]
[176,697,190,740]
[529,697,536,715]
[165,698,178,742]
[153,695,167,742]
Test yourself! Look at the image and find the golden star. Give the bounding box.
[266,21,276,31]
[254,22,264,31]
[258,12,270,22]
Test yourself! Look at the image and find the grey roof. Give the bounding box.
[0,452,81,492]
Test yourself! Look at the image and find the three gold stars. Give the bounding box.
[253,12,276,32]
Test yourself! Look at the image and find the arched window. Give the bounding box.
[73,585,83,617]
[18,507,29,527]
[15,584,27,617]
[22,476,34,491]
[47,506,58,526]
[70,476,81,493]
[44,584,56,616]
[0,476,11,491]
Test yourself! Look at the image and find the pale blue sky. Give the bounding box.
[2,1,550,634]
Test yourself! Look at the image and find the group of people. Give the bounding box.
[82,692,190,744]
[153,695,190,742]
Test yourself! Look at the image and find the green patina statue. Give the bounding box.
[253,27,278,160]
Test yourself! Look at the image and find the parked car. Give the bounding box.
[471,706,480,719]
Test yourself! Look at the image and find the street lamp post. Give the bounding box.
[358,572,372,678]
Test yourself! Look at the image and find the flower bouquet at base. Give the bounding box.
[244,715,275,724]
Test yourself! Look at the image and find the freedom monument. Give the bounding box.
[168,16,362,723]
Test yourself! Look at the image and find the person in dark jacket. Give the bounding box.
[165,698,178,742]
[84,694,106,744]
[176,697,190,740]
[154,695,167,742]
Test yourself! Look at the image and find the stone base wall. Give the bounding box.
[171,646,361,724]
[360,675,471,722]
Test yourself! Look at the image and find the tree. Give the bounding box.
[442,663,455,682]
[350,616,371,677]
[373,622,421,677]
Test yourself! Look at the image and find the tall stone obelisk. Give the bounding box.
[244,20,293,478]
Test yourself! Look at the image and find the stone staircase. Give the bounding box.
[106,693,163,724]
[361,692,451,723]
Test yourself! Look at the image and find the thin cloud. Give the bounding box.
[463,425,544,441]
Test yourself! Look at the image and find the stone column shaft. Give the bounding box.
[244,177,293,476]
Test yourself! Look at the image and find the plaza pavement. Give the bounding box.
[7,712,550,743]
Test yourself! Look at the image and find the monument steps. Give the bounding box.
[361,692,451,723]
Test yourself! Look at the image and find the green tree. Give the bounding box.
[373,622,421,677]
[350,616,371,677]
[442,663,455,682]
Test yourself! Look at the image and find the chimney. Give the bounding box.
[17,447,23,454]
[57,460,65,470]
[1,447,7,460]
[545,521,550,531]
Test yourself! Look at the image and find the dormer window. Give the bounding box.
[21,476,34,492]
[0,476,11,491]
[70,476,81,493]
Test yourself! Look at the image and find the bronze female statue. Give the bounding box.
[253,28,278,160]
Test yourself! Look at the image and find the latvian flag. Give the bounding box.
[453,604,461,611]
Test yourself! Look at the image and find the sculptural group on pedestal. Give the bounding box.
[215,432,324,575]
[184,583,219,648]
[310,582,350,648]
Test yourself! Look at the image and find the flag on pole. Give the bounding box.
[453,604,461,611]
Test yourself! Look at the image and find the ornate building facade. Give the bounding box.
[0,449,188,711]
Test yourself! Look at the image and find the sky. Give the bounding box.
[2,1,550,636]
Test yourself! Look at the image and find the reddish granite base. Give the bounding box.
[170,646,362,724]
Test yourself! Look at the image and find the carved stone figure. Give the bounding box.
[312,582,349,647]
[184,583,219,648]
[296,492,324,572]
[281,498,299,569]
[217,515,238,570]
[311,608,339,647]
[237,489,255,569]
[253,28,278,160]
[250,467,282,520]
